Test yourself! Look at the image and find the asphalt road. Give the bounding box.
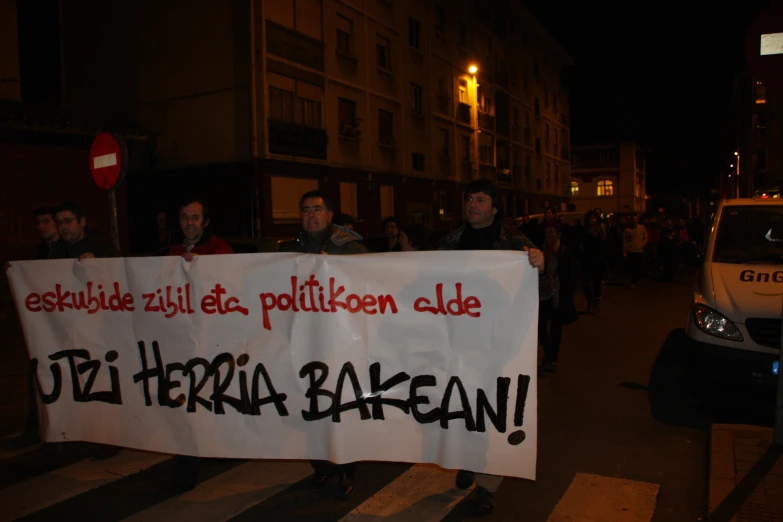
[1,268,777,521]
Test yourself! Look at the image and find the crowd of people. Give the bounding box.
[6,182,707,517]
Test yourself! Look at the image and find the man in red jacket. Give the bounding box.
[166,198,232,492]
[167,198,233,258]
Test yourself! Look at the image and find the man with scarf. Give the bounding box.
[439,178,545,516]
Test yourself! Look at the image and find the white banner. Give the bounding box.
[8,251,539,479]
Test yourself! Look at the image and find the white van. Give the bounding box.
[686,196,783,386]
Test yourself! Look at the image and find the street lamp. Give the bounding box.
[734,152,741,198]
[468,65,478,75]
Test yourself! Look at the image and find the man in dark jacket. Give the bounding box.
[50,202,118,260]
[280,189,365,497]
[280,190,366,256]
[439,178,545,516]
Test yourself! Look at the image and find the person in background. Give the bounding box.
[332,213,355,230]
[579,211,606,315]
[623,214,648,288]
[539,222,578,371]
[380,217,402,252]
[399,224,430,251]
[11,207,60,448]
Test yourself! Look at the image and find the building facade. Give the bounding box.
[569,142,646,214]
[6,0,573,251]
[722,73,782,199]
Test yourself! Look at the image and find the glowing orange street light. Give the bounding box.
[468,65,478,75]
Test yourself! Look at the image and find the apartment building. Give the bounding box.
[12,0,573,247]
[569,142,647,214]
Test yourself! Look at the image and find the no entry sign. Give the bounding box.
[89,132,128,190]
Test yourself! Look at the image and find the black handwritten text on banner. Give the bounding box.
[8,252,538,480]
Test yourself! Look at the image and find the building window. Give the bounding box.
[544,88,549,107]
[376,35,391,70]
[570,181,579,196]
[380,185,395,218]
[458,21,467,47]
[545,124,550,144]
[535,137,541,156]
[534,97,540,117]
[296,96,322,127]
[338,97,358,137]
[461,135,471,161]
[597,179,614,197]
[269,87,295,122]
[379,109,394,145]
[513,107,520,129]
[458,79,468,104]
[435,5,446,34]
[336,14,353,54]
[439,128,449,157]
[271,176,318,223]
[599,151,608,163]
[525,155,531,179]
[523,70,530,92]
[479,135,494,164]
[756,82,767,104]
[554,165,560,184]
[536,179,542,190]
[478,85,491,113]
[553,93,558,112]
[533,59,539,78]
[411,83,423,114]
[408,17,420,50]
[412,153,425,171]
[340,182,358,218]
[554,128,559,151]
[545,163,551,188]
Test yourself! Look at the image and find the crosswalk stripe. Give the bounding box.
[338,464,474,522]
[0,449,170,522]
[547,472,660,522]
[121,460,313,522]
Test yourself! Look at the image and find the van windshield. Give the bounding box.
[713,205,783,263]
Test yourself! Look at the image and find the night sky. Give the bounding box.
[523,0,767,195]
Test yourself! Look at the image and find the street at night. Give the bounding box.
[2,269,774,521]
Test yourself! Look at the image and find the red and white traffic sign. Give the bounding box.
[89,132,128,190]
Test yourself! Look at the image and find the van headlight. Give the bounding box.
[692,304,743,341]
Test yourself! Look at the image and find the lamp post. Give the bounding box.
[734,151,740,198]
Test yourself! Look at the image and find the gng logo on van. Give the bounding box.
[740,269,783,283]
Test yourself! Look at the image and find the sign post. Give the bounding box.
[88,132,128,253]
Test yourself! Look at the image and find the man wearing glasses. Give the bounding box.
[280,189,365,497]
[50,202,118,260]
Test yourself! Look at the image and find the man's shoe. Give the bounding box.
[339,473,355,497]
[456,469,475,489]
[545,362,558,373]
[474,487,495,516]
[309,473,331,489]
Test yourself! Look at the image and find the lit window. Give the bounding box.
[597,180,614,197]
[570,181,579,196]
[756,82,767,104]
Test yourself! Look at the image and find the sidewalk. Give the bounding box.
[709,424,783,521]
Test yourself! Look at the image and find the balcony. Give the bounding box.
[479,164,497,181]
[478,111,495,132]
[497,120,509,138]
[497,169,511,185]
[456,103,471,125]
[268,119,327,159]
